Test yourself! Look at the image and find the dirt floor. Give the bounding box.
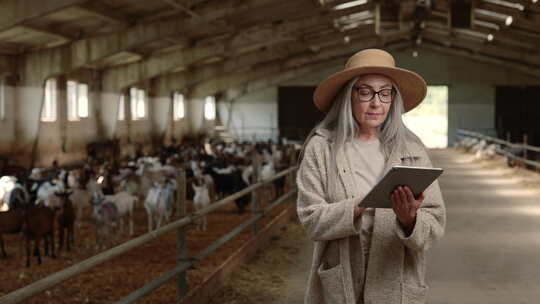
[0,188,292,304]
[208,219,309,304]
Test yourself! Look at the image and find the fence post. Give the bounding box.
[251,148,262,237]
[176,169,188,301]
[523,133,528,160]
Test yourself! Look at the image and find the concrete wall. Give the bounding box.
[218,87,278,142]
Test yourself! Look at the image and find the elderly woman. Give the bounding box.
[296,49,445,304]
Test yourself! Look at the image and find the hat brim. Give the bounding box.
[313,66,427,113]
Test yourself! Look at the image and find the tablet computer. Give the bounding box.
[358,165,443,208]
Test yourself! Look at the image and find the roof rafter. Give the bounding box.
[0,0,88,32]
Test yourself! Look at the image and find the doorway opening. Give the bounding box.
[403,85,448,148]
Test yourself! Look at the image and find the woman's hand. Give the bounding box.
[391,186,425,231]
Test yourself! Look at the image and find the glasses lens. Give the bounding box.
[357,88,374,101]
[379,89,393,103]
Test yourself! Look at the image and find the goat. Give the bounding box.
[1,176,30,211]
[55,191,76,251]
[259,160,277,203]
[0,208,24,258]
[92,190,135,236]
[23,205,56,267]
[90,194,120,250]
[144,179,176,232]
[192,178,211,231]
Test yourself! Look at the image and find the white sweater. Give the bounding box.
[345,137,385,302]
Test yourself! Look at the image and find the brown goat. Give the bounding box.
[56,191,76,251]
[0,208,24,258]
[23,205,56,267]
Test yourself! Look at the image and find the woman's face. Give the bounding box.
[351,74,394,132]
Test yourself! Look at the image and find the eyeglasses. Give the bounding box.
[352,86,396,103]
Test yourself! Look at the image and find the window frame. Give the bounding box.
[67,80,89,121]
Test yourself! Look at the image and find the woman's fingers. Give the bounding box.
[398,186,409,212]
[404,186,415,202]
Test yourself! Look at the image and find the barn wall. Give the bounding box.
[218,87,278,142]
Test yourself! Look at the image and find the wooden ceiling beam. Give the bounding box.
[160,0,201,18]
[426,20,537,50]
[420,42,540,79]
[422,31,540,66]
[475,1,540,23]
[18,25,73,42]
[76,2,134,26]
[0,0,88,32]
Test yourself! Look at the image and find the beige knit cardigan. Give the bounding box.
[296,128,445,304]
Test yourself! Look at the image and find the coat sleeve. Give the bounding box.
[296,136,360,241]
[394,147,446,251]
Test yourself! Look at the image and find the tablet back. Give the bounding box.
[359,165,443,208]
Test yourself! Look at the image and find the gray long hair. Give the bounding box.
[299,76,424,185]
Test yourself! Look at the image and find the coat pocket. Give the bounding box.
[401,283,428,304]
[317,263,346,304]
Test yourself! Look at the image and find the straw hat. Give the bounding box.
[313,48,427,113]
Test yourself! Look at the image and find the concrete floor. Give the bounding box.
[217,149,540,304]
[427,149,540,304]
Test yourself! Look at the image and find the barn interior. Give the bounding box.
[1,0,540,303]
[0,0,538,167]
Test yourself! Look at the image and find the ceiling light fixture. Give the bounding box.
[474,20,501,30]
[475,9,514,27]
[483,0,525,11]
[332,0,368,10]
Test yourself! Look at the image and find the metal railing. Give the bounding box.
[457,129,540,169]
[0,166,298,304]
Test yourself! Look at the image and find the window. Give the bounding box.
[67,80,89,121]
[173,92,184,121]
[204,96,216,120]
[118,94,125,121]
[130,87,147,120]
[41,78,57,122]
[0,79,5,120]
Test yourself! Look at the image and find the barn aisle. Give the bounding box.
[428,149,540,304]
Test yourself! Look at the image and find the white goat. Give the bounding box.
[144,180,176,232]
[92,190,136,236]
[35,180,65,209]
[192,178,211,231]
[259,160,277,202]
